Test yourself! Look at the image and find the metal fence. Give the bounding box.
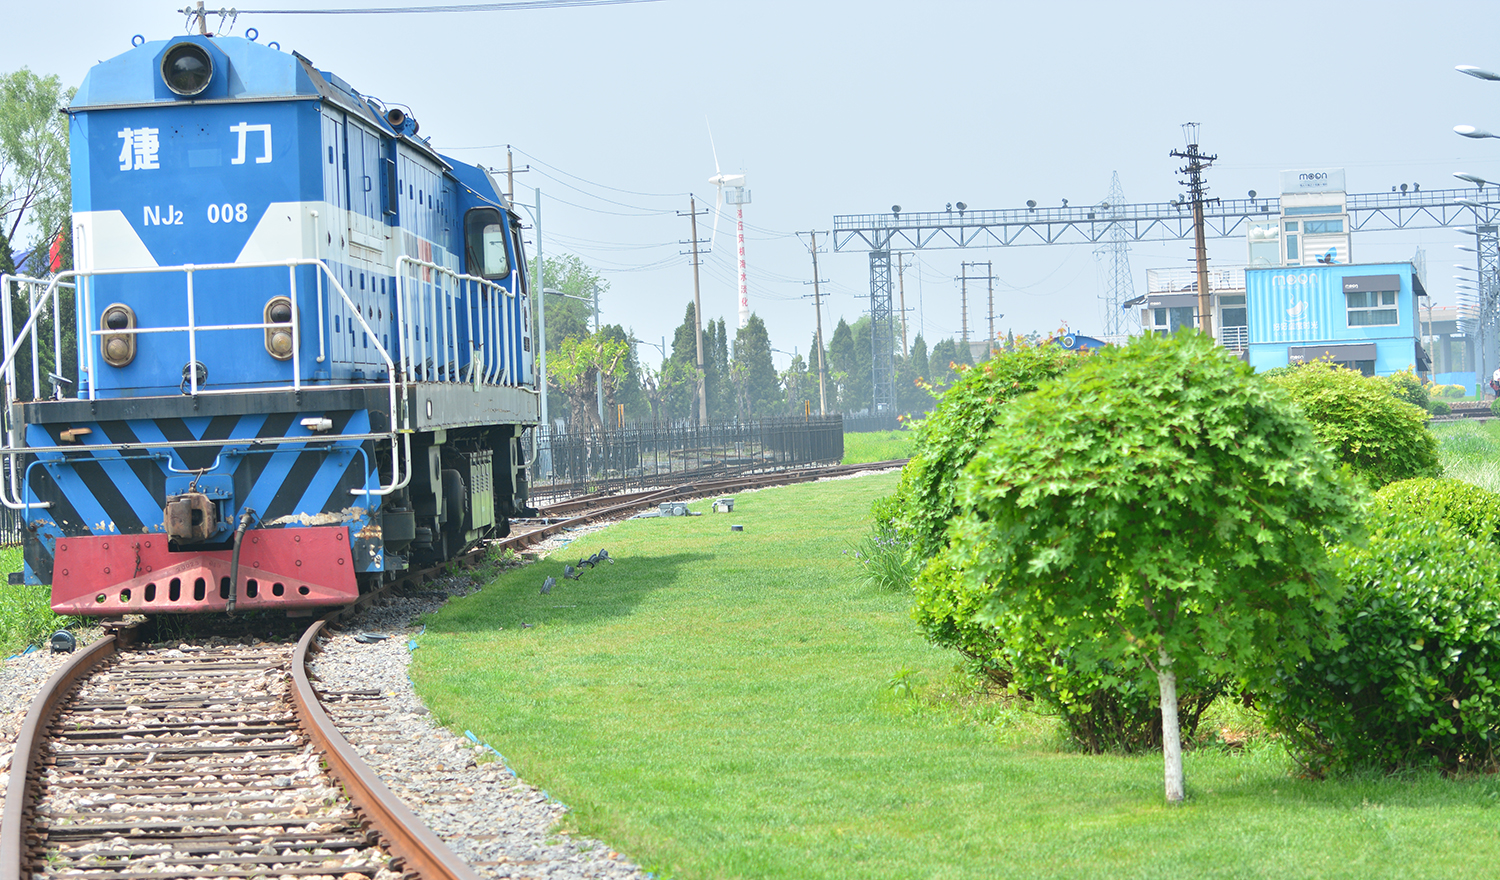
[528,415,844,505]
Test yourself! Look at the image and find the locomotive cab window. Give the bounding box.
[464,208,510,279]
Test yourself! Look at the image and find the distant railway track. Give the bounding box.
[503,459,909,553]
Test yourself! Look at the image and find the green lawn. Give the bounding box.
[841,430,913,464]
[0,544,66,657]
[412,472,1500,880]
[1432,419,1500,493]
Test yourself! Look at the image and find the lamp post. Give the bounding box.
[1453,63,1500,395]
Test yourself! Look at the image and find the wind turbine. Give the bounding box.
[708,123,752,329]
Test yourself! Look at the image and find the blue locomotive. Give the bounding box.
[4,31,538,614]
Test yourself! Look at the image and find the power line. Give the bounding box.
[237,0,658,13]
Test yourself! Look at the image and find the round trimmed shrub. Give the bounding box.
[1375,477,1500,546]
[1428,400,1451,416]
[1267,360,1440,488]
[1261,519,1500,776]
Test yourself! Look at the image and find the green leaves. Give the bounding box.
[1261,518,1500,775]
[1267,361,1441,489]
[954,331,1360,685]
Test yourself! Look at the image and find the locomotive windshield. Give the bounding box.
[464,208,511,279]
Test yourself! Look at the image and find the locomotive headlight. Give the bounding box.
[100,304,136,367]
[264,296,295,360]
[161,42,214,96]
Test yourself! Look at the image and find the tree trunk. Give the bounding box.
[1157,648,1184,803]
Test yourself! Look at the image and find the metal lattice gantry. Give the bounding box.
[1459,223,1500,389]
[835,184,1500,408]
[868,250,895,417]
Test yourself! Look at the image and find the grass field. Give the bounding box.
[1432,419,1500,493]
[411,472,1500,880]
[841,429,914,465]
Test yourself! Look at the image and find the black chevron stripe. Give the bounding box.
[95,421,168,503]
[36,425,145,534]
[157,415,241,470]
[233,411,299,505]
[27,463,88,536]
[259,410,358,522]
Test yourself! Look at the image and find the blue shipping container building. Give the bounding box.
[1245,262,1430,377]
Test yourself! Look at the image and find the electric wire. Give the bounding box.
[237,0,659,13]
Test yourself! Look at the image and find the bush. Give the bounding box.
[1375,477,1500,546]
[911,547,1011,686]
[1493,397,1500,417]
[912,546,1224,753]
[1435,383,1469,400]
[877,343,1087,564]
[1267,360,1440,488]
[1383,369,1429,410]
[947,331,1360,780]
[1261,518,1500,776]
[1429,400,1451,416]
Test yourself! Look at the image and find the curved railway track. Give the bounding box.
[1,459,907,879]
[1,621,482,880]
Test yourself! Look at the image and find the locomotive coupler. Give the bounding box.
[164,491,217,543]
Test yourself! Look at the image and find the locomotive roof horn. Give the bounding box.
[385,107,419,137]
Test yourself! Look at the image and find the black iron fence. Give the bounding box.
[528,415,844,505]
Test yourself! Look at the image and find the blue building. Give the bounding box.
[1245,262,1430,377]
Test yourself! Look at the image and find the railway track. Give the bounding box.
[1,621,483,880]
[1,459,906,879]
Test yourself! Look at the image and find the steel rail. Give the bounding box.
[1,633,120,880]
[291,618,485,880]
[513,459,909,551]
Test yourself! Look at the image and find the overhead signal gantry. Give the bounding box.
[833,185,1500,417]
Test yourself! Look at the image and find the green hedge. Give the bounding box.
[1266,361,1440,488]
[1261,518,1500,776]
[1375,477,1500,547]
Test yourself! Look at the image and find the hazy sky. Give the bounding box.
[7,0,1500,369]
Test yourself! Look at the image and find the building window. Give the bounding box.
[1152,306,1196,335]
[1346,289,1398,326]
[1219,294,1247,328]
[1286,233,1299,261]
[1304,219,1344,234]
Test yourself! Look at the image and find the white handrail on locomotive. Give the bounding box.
[0,256,423,510]
[393,254,522,391]
[0,273,75,407]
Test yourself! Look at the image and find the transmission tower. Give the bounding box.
[1094,171,1136,340]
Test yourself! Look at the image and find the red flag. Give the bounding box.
[47,231,63,273]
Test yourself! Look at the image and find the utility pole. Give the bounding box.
[895,252,911,358]
[507,147,514,202]
[800,230,831,416]
[986,263,995,353]
[1171,123,1218,339]
[681,196,710,424]
[534,188,547,432]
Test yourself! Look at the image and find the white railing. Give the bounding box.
[0,258,415,509]
[394,255,525,390]
[1219,325,1249,349]
[1146,265,1247,294]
